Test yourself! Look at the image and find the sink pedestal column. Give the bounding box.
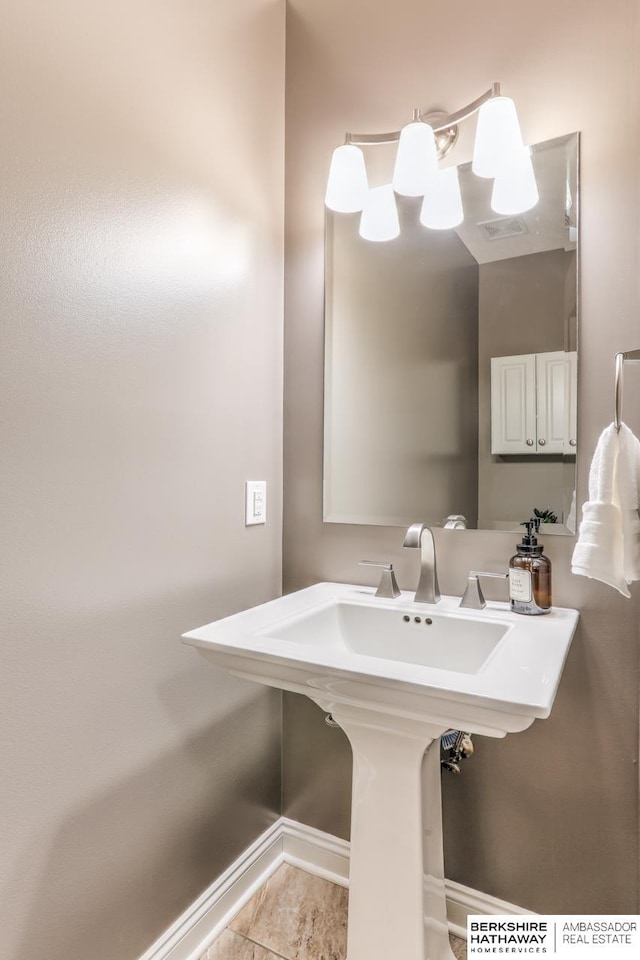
[324,704,455,960]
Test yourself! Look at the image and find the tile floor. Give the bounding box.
[200,863,467,960]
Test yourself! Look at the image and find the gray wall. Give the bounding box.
[0,3,285,960]
[477,250,576,528]
[325,206,479,526]
[283,0,640,913]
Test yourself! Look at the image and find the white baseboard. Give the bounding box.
[137,820,285,960]
[138,817,533,960]
[280,817,350,887]
[444,879,534,939]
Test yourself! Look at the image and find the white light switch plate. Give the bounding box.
[245,480,267,525]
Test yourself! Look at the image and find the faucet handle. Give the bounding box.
[459,571,508,610]
[359,560,401,599]
[444,514,467,529]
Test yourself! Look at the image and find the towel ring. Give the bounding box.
[614,349,640,432]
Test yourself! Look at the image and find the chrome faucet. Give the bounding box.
[402,522,441,604]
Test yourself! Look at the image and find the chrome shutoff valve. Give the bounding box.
[441,730,474,774]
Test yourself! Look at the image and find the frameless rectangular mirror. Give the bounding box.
[323,132,578,534]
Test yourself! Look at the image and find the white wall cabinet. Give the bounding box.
[491,351,577,455]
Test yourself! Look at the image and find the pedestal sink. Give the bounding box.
[183,583,578,960]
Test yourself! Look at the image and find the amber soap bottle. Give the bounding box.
[508,520,552,615]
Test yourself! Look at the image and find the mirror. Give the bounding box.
[323,132,578,533]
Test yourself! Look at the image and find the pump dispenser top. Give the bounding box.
[518,520,543,555]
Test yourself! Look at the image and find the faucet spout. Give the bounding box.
[403,522,441,604]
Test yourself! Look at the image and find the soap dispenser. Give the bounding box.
[508,519,552,615]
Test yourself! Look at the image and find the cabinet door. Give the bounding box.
[491,354,536,454]
[536,351,571,454]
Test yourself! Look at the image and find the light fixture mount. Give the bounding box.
[420,110,459,160]
[343,82,502,150]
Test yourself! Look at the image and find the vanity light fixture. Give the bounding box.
[420,166,464,230]
[324,83,539,240]
[324,143,369,213]
[391,110,438,196]
[359,184,401,242]
[491,145,539,216]
[471,94,524,178]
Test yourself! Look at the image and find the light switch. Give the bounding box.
[245,480,267,525]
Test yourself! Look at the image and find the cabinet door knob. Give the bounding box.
[526,439,534,446]
[569,438,577,447]
[539,438,546,446]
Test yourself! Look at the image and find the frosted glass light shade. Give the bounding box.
[472,96,524,179]
[359,185,400,242]
[392,122,438,196]
[420,167,464,229]
[491,146,539,215]
[325,144,369,212]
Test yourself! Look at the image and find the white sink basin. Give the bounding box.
[264,599,507,673]
[183,582,578,960]
[183,582,578,737]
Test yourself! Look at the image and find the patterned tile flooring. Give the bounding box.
[200,863,467,960]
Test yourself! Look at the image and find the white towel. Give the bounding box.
[571,422,640,596]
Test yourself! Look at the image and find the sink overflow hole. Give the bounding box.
[401,615,433,625]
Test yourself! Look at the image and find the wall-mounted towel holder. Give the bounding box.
[615,350,640,432]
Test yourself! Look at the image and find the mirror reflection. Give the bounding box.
[323,132,578,533]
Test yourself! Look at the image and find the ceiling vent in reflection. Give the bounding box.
[476,215,529,241]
